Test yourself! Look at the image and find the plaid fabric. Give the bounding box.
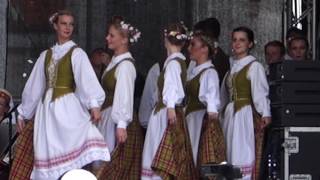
[198,115,226,167]
[96,114,144,180]
[9,120,34,180]
[151,108,196,180]
[253,112,265,180]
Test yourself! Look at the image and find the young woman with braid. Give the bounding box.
[141,23,195,180]
[96,16,144,180]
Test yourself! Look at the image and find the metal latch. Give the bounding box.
[289,174,312,180]
[282,136,299,154]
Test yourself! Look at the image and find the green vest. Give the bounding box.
[44,46,77,101]
[185,67,214,116]
[101,58,134,110]
[230,61,256,112]
[154,58,186,114]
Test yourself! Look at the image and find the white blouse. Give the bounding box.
[104,52,136,129]
[162,52,186,108]
[18,40,105,120]
[188,60,220,113]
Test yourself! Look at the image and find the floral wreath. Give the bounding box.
[120,21,141,43]
[188,31,219,49]
[164,22,189,41]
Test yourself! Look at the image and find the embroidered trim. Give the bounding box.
[35,139,107,168]
[141,168,156,177]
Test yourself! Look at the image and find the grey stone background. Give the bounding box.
[1,0,283,99]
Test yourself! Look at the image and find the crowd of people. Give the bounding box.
[4,8,311,180]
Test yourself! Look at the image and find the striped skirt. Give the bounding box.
[198,115,226,167]
[9,120,34,180]
[151,108,196,180]
[96,116,144,180]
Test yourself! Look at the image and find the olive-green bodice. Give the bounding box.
[227,61,256,112]
[101,58,134,110]
[154,58,186,114]
[185,67,214,116]
[44,46,77,101]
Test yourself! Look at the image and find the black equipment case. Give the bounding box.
[270,127,320,180]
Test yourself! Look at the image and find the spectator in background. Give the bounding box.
[264,40,285,65]
[284,27,305,60]
[90,48,112,79]
[287,36,309,61]
[0,89,13,122]
[190,17,230,85]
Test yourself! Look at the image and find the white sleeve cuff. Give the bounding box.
[262,110,271,118]
[89,99,99,109]
[117,120,128,129]
[18,114,27,121]
[207,103,218,113]
[166,101,175,108]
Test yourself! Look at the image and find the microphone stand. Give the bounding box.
[0,104,18,166]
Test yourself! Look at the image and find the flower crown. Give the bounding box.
[164,29,188,40]
[49,12,59,25]
[189,31,219,49]
[164,21,189,41]
[120,21,141,43]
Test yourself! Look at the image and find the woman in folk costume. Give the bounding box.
[96,16,144,180]
[220,27,271,179]
[185,30,226,173]
[141,23,195,180]
[15,10,110,180]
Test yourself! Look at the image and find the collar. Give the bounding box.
[163,52,186,69]
[106,52,133,71]
[230,55,256,74]
[52,40,76,53]
[191,60,214,76]
[111,52,133,64]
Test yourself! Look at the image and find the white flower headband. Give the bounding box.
[164,29,188,40]
[120,21,141,43]
[164,21,189,41]
[49,12,59,25]
[189,31,219,48]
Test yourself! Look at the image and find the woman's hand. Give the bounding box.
[116,128,127,144]
[90,107,101,123]
[167,108,177,125]
[208,112,218,121]
[17,118,25,133]
[260,117,272,129]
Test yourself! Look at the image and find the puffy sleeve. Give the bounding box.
[162,60,185,108]
[138,63,160,128]
[248,62,271,117]
[17,50,47,120]
[111,61,136,129]
[72,48,105,109]
[199,68,220,113]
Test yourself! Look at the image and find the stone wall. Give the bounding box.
[3,0,283,98]
[0,0,8,88]
[192,0,283,63]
